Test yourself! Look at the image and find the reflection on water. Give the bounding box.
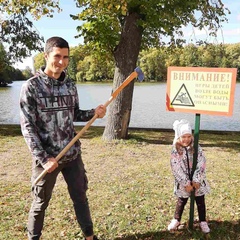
[0,81,239,131]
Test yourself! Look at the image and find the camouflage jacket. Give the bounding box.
[20,67,95,165]
[170,145,210,198]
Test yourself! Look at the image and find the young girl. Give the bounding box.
[167,119,211,233]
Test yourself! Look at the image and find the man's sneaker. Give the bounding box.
[200,221,210,233]
[168,219,180,231]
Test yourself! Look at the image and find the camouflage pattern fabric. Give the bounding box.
[20,67,95,165]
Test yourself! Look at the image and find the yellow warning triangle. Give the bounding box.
[171,84,195,107]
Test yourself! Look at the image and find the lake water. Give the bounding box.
[0,81,239,131]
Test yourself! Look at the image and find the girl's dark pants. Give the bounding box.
[27,155,93,240]
[174,195,206,222]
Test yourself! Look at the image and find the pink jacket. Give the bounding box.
[170,144,210,198]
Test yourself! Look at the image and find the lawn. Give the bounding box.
[0,125,239,240]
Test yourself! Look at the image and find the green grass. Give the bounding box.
[0,125,240,240]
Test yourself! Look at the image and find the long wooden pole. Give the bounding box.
[33,69,142,185]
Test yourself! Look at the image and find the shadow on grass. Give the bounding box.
[1,125,240,151]
[0,124,22,136]
[199,132,240,150]
[129,128,240,151]
[128,131,174,145]
[113,220,240,240]
[0,125,104,138]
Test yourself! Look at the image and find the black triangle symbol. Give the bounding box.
[171,84,195,107]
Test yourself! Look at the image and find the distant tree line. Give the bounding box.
[140,42,240,82]
[0,42,23,86]
[0,42,240,86]
[34,42,240,82]
[0,42,33,86]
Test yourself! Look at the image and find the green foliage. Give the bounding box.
[73,0,229,52]
[139,48,167,81]
[1,0,61,20]
[22,67,34,80]
[33,52,45,71]
[68,56,78,81]
[1,14,44,62]
[31,42,240,82]
[0,42,30,84]
[225,43,240,69]
[141,43,240,81]
[78,55,113,81]
[0,42,14,85]
[179,44,200,67]
[0,0,61,63]
[68,44,90,81]
[13,68,26,80]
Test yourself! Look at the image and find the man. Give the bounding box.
[20,36,105,240]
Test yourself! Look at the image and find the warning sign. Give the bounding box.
[166,66,237,116]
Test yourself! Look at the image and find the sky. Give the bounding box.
[14,0,240,70]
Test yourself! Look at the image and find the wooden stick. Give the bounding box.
[33,69,141,185]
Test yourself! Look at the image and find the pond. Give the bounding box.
[0,81,239,131]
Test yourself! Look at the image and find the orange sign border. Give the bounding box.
[166,66,237,116]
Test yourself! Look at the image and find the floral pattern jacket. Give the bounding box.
[170,145,210,198]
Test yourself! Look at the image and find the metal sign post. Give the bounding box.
[189,113,201,229]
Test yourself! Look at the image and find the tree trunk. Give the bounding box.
[102,12,142,140]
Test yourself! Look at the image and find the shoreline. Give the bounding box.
[1,123,239,135]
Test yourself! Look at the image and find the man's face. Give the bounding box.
[44,47,69,79]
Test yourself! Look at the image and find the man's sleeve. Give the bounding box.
[73,90,95,122]
[20,82,50,166]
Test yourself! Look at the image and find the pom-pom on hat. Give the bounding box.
[173,119,192,144]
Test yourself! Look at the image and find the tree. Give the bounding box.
[179,44,200,67]
[0,0,61,63]
[68,57,78,81]
[69,44,114,82]
[71,0,229,140]
[33,52,45,71]
[68,44,91,81]
[22,67,34,79]
[0,42,12,86]
[139,48,167,81]
[13,68,25,81]
[225,43,240,79]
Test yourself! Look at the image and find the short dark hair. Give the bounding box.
[45,36,69,54]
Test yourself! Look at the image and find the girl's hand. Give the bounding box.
[192,182,200,189]
[185,184,193,192]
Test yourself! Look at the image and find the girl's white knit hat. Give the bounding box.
[173,119,192,144]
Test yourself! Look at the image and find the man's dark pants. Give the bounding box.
[27,155,93,240]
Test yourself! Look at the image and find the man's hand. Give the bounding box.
[95,104,106,118]
[192,181,200,190]
[185,184,194,193]
[43,157,58,173]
